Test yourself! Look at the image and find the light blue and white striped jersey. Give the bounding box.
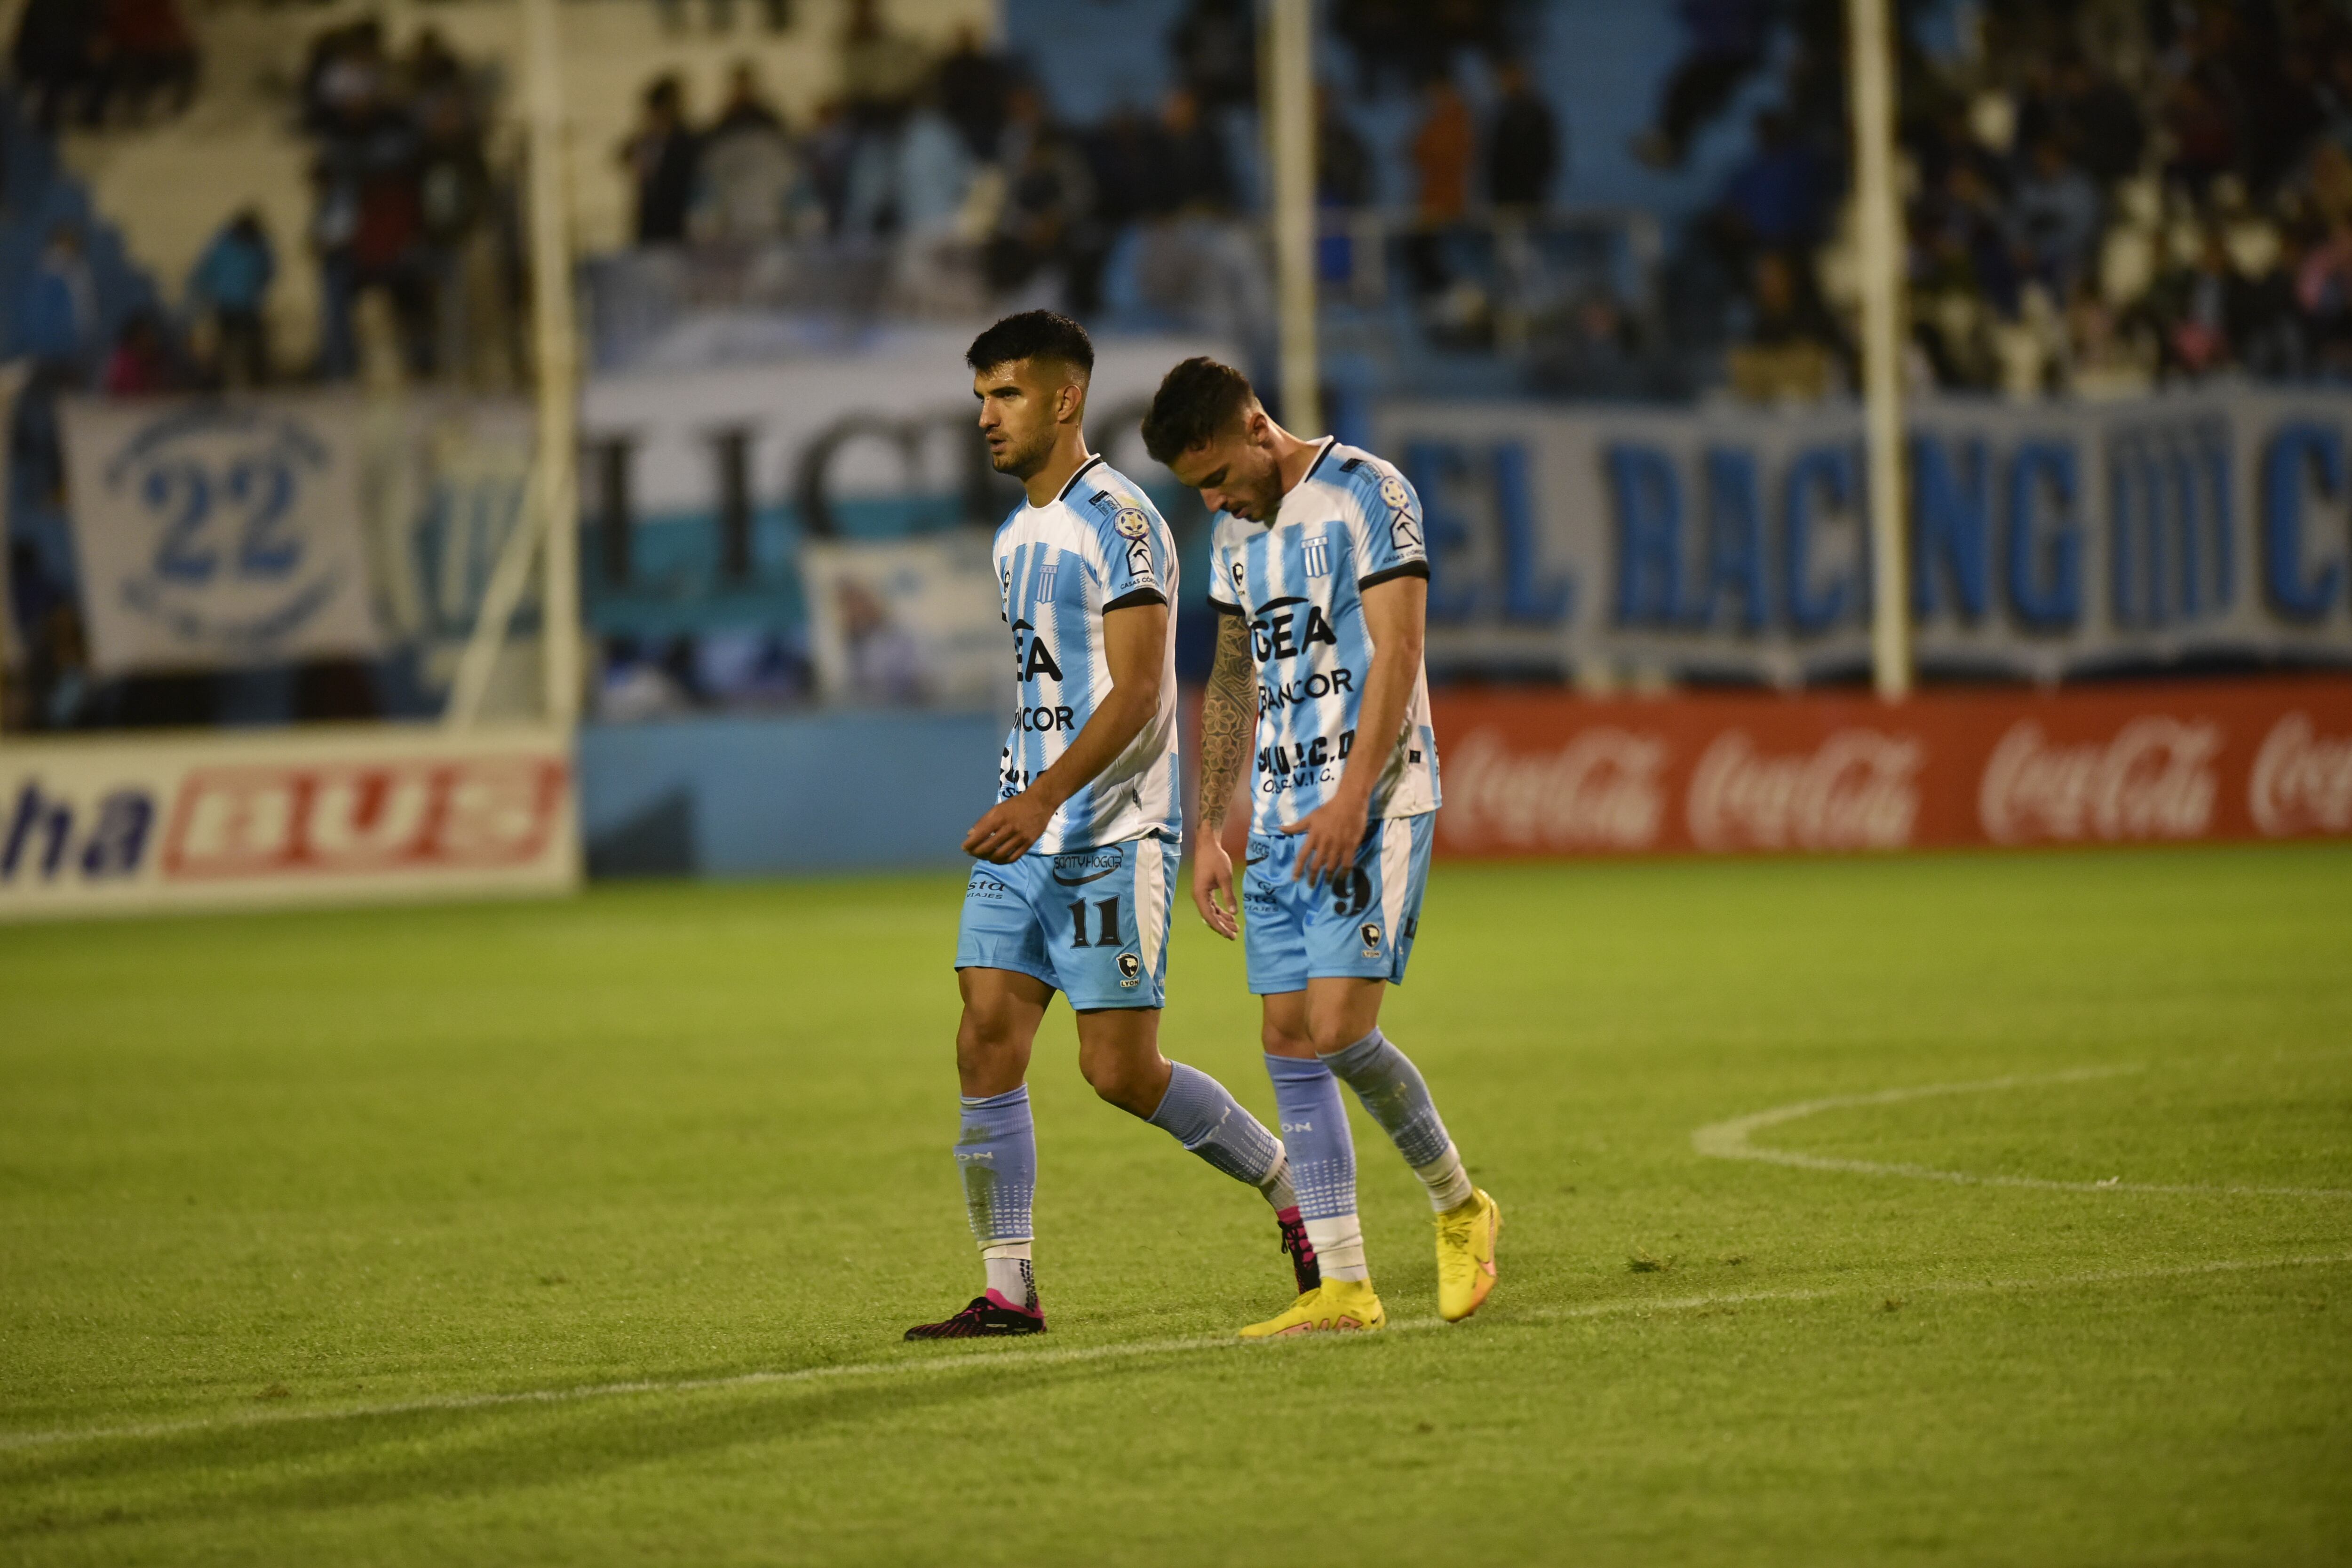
[1207,438,1442,833]
[992,455,1183,854]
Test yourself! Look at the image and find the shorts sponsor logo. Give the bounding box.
[1978,717,2220,845]
[2248,711,2352,836]
[1117,951,1142,986]
[1688,730,1922,852]
[1244,840,1270,866]
[967,872,1010,900]
[1050,849,1125,886]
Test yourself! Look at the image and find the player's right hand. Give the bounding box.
[1192,830,1240,939]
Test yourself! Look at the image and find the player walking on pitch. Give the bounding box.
[1142,357,1500,1337]
[907,315,1318,1340]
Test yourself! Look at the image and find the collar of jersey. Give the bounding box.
[1030,453,1104,510]
[1261,438,1338,526]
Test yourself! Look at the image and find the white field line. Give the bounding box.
[1692,1067,2352,1198]
[4,1250,2348,1456]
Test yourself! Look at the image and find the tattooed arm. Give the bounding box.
[1191,610,1256,938]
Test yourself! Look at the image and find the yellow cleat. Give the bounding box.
[1435,1187,1501,1322]
[1236,1279,1387,1337]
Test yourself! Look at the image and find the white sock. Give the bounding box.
[1304,1214,1370,1282]
[1259,1146,1298,1212]
[981,1242,1036,1310]
[1415,1143,1475,1211]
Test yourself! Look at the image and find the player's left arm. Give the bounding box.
[1280,573,1426,885]
[962,599,1168,863]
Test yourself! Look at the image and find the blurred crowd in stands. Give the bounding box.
[1670,0,2352,400]
[10,0,198,132]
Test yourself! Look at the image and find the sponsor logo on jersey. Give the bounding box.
[1010,618,1064,682]
[1376,473,1422,553]
[1250,597,1340,662]
[1050,848,1126,886]
[1260,669,1355,710]
[1117,951,1143,986]
[1017,704,1076,732]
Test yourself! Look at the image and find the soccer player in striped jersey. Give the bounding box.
[1142,356,1501,1337]
[907,315,1316,1340]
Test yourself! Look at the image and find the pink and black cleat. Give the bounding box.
[904,1290,1047,1340]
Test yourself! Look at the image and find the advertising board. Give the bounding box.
[1430,678,2352,857]
[0,724,578,919]
[1381,389,2352,685]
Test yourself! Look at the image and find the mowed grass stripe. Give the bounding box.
[7,1250,2344,1455]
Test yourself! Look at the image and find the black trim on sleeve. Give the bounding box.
[1358,561,1431,591]
[1206,596,1243,616]
[1102,587,1168,613]
[1053,454,1106,503]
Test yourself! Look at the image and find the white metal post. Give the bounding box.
[1848,0,1910,700]
[524,0,583,728]
[1266,0,1319,435]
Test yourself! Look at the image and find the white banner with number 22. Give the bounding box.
[62,395,384,675]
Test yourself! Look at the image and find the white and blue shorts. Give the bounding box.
[954,835,1176,1011]
[1240,812,1433,995]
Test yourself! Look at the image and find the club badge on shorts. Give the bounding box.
[1117,951,1143,987]
[1359,922,1383,957]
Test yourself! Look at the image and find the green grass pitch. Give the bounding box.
[3,844,2348,1565]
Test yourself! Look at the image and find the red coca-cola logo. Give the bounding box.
[1977,717,2220,844]
[1685,729,1923,851]
[1443,726,1668,851]
[2249,711,2352,836]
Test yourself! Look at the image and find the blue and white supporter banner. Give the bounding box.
[61,396,383,675]
[1379,389,2352,684]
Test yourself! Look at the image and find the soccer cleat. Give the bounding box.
[1275,1205,1321,1296]
[904,1290,1047,1340]
[1434,1187,1501,1323]
[1236,1278,1386,1338]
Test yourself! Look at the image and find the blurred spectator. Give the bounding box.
[621,76,700,246]
[11,0,102,131]
[2151,229,2253,377]
[415,85,497,383]
[1486,61,1560,210]
[935,24,1014,159]
[311,60,432,379]
[187,209,276,388]
[1716,110,1834,261]
[99,0,198,124]
[1169,0,1255,111]
[1728,249,1844,401]
[985,87,1096,302]
[1633,0,1777,170]
[1410,78,1475,223]
[2021,54,2145,186]
[1158,88,1235,215]
[2297,217,2352,373]
[696,63,801,241]
[841,0,930,125]
[2008,137,2102,298]
[1318,87,1376,209]
[102,309,185,396]
[1331,0,1416,98]
[17,224,99,382]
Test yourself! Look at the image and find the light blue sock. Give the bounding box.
[1265,1054,1355,1222]
[1320,1027,1474,1211]
[1266,1052,1369,1281]
[1148,1061,1285,1189]
[957,1086,1038,1309]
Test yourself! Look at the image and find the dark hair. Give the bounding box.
[965,311,1096,377]
[1141,357,1255,464]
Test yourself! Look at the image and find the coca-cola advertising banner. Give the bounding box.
[1378,389,2352,686]
[1431,678,2352,857]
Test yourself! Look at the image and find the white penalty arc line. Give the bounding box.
[1692,1066,2352,1198]
[4,1251,2348,1456]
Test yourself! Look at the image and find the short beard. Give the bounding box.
[993,428,1057,480]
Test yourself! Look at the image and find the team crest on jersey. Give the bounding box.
[1359,921,1383,956]
[1117,951,1143,986]
[1112,507,1151,540]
